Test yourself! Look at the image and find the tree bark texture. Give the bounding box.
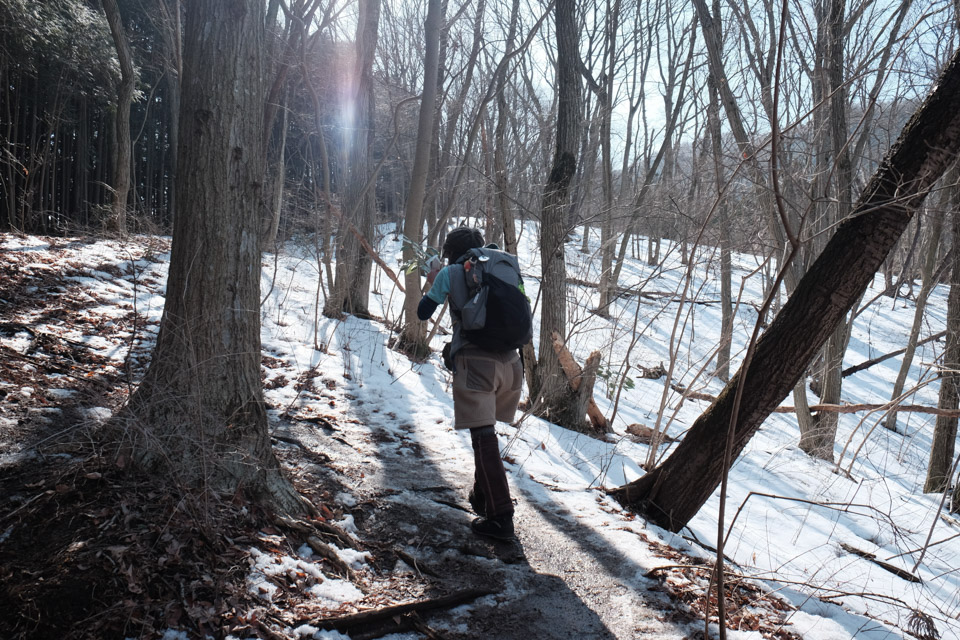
[327,0,380,317]
[611,47,960,532]
[400,0,442,352]
[927,203,960,493]
[120,0,305,514]
[494,0,521,255]
[532,0,582,430]
[102,0,136,235]
[155,0,182,225]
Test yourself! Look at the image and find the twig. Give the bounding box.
[841,331,946,377]
[0,491,47,524]
[306,535,356,580]
[839,543,922,583]
[394,548,442,578]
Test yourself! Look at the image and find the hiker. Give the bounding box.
[417,227,530,540]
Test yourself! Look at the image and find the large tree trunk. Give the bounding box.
[118,0,307,515]
[611,47,960,532]
[326,0,380,318]
[102,0,136,235]
[531,0,582,430]
[153,0,182,225]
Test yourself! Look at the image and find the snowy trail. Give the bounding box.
[277,366,703,639]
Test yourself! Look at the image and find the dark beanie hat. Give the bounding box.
[442,227,484,263]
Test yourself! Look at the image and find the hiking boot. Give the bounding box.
[468,489,487,517]
[471,515,515,540]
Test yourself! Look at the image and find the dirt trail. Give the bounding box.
[281,407,699,639]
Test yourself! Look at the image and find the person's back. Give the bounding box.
[417,228,523,540]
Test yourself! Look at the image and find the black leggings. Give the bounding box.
[470,425,514,519]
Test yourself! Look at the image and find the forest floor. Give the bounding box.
[0,236,801,640]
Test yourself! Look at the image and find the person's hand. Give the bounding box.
[426,255,441,285]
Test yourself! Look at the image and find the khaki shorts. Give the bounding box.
[452,348,523,429]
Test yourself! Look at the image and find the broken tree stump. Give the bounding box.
[550,331,611,433]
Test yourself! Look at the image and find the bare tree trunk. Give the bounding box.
[399,0,442,353]
[118,0,307,515]
[883,211,944,432]
[495,0,521,255]
[155,0,182,224]
[707,65,732,381]
[261,92,288,249]
[326,0,380,318]
[102,0,136,235]
[594,0,621,316]
[531,0,582,430]
[801,0,855,461]
[927,193,960,493]
[611,48,960,531]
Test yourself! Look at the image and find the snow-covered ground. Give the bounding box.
[3,224,958,640]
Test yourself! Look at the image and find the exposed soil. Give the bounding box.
[0,236,801,639]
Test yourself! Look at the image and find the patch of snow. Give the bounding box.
[334,514,358,534]
[307,577,363,605]
[334,546,371,570]
[82,407,113,422]
[311,630,352,639]
[336,491,357,507]
[45,388,76,400]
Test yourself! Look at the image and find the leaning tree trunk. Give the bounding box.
[611,47,960,532]
[118,0,307,515]
[531,0,582,430]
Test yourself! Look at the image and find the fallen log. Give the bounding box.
[306,587,497,634]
